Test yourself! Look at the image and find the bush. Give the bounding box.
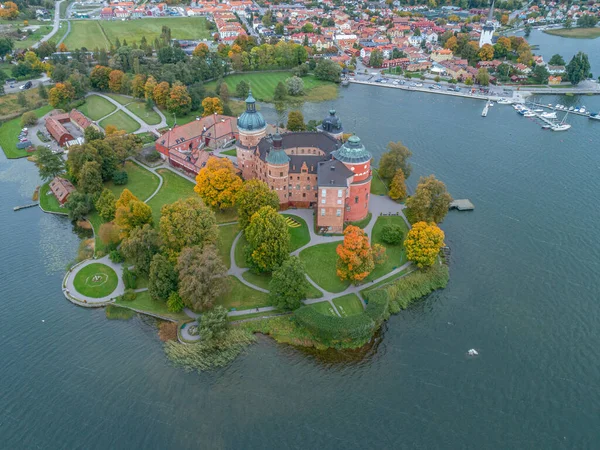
[99,222,120,246]
[122,266,137,289]
[112,170,128,185]
[109,249,124,263]
[382,264,449,311]
[167,292,184,313]
[20,111,37,127]
[380,224,404,245]
[121,289,137,302]
[146,150,161,162]
[105,305,135,320]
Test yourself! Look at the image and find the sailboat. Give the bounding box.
[551,112,571,131]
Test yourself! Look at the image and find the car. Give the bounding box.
[10,84,14,88]
[429,85,435,89]
[375,78,383,83]
[20,81,32,90]
[381,79,387,83]
[415,83,423,87]
[409,82,416,87]
[392,81,398,85]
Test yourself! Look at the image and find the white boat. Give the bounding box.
[498,98,511,104]
[551,124,571,131]
[580,107,586,113]
[568,106,574,111]
[589,113,600,121]
[534,109,544,112]
[541,112,557,119]
[523,111,536,117]
[489,102,494,106]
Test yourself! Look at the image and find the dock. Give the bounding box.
[482,101,489,117]
[527,102,593,118]
[14,203,39,211]
[449,199,474,211]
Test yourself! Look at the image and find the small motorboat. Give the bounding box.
[523,111,536,117]
[588,113,600,121]
[541,112,557,119]
[467,349,479,356]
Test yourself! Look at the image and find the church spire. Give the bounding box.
[487,0,495,22]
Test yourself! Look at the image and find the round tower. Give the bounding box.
[332,135,372,222]
[318,109,344,140]
[236,90,267,180]
[265,132,290,206]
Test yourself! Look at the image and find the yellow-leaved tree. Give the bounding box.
[194,157,243,210]
[388,168,407,201]
[404,221,445,269]
[201,97,224,116]
[114,189,153,238]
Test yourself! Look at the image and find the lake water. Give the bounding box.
[2,82,600,448]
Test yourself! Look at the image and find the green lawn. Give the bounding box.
[163,109,200,128]
[221,149,237,156]
[205,72,337,103]
[228,310,285,322]
[77,95,116,121]
[14,25,53,49]
[39,182,66,214]
[366,215,409,282]
[217,224,240,269]
[299,241,350,293]
[215,275,270,310]
[114,290,189,322]
[99,110,140,133]
[282,214,310,251]
[215,207,238,224]
[345,212,372,229]
[51,21,70,45]
[105,93,134,105]
[234,233,249,268]
[64,18,211,50]
[332,294,364,317]
[73,263,118,298]
[371,168,388,195]
[147,168,196,223]
[126,102,162,125]
[360,267,412,297]
[309,301,337,316]
[0,105,53,158]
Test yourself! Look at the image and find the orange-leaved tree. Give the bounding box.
[153,81,170,108]
[108,70,125,93]
[194,156,243,210]
[336,225,386,283]
[48,82,76,108]
[404,221,445,269]
[201,97,224,116]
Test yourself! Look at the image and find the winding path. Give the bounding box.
[33,0,64,49]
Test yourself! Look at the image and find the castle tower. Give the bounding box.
[332,135,372,222]
[236,89,267,180]
[265,132,290,206]
[479,0,496,47]
[317,109,344,140]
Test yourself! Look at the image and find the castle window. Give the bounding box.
[303,193,306,198]
[346,206,351,212]
[337,189,342,198]
[321,199,326,204]
[321,208,325,216]
[315,193,318,198]
[283,185,286,190]
[336,209,341,217]
[337,199,342,205]
[280,172,283,177]
[296,185,300,190]
[306,185,310,190]
[355,196,359,204]
[321,189,326,196]
[269,170,271,175]
[350,166,355,171]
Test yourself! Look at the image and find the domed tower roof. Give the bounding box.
[320,109,343,134]
[266,131,290,165]
[332,135,371,164]
[237,89,266,132]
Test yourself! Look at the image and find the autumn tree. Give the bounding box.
[194,156,243,210]
[159,196,218,258]
[120,224,161,276]
[336,225,386,283]
[245,206,290,273]
[58,43,67,52]
[98,222,120,247]
[153,81,170,108]
[268,256,309,310]
[148,253,178,301]
[95,188,116,221]
[114,194,153,238]
[192,43,209,58]
[144,75,157,100]
[177,245,228,311]
[166,82,191,116]
[0,2,19,19]
[405,175,452,224]
[287,110,305,131]
[478,44,494,61]
[108,70,125,93]
[378,141,412,180]
[89,65,112,91]
[77,161,103,196]
[131,74,146,99]
[388,168,407,201]
[444,36,458,52]
[201,97,224,116]
[48,82,75,108]
[404,221,445,268]
[235,179,280,230]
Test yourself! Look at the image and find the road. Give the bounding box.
[33,0,64,49]
[4,74,52,94]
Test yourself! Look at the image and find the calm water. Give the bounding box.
[2,83,600,448]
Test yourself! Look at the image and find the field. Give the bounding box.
[105,93,133,105]
[204,72,337,103]
[366,215,409,282]
[309,301,337,316]
[370,168,388,195]
[332,294,364,317]
[73,263,118,298]
[299,241,350,293]
[221,149,237,156]
[64,17,211,50]
[99,110,140,133]
[77,95,116,120]
[114,290,189,322]
[0,105,53,158]
[214,276,270,310]
[0,89,48,121]
[14,25,53,49]
[126,102,162,125]
[217,224,240,269]
[147,168,196,223]
[544,28,600,39]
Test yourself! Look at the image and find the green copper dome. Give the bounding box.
[266,132,289,165]
[332,135,371,164]
[237,90,266,131]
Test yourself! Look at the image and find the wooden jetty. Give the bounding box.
[14,203,39,211]
[449,199,474,211]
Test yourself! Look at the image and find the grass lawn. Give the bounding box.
[228,310,285,322]
[241,270,323,298]
[544,28,600,39]
[73,263,118,298]
[282,214,310,251]
[345,212,372,229]
[332,294,364,317]
[163,109,200,128]
[217,224,240,269]
[371,168,388,195]
[39,182,66,214]
[309,301,337,316]
[299,241,350,293]
[147,168,195,223]
[234,232,248,268]
[205,72,337,103]
[221,148,237,156]
[215,207,238,224]
[77,95,116,121]
[52,21,70,45]
[0,89,48,120]
[215,275,270,310]
[126,102,162,125]
[99,110,140,133]
[0,105,53,158]
[114,290,189,322]
[64,17,210,50]
[105,93,134,105]
[366,215,409,282]
[360,267,411,297]
[14,26,53,49]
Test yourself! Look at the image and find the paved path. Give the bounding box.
[57,20,70,45]
[180,322,201,342]
[33,0,64,48]
[63,255,125,305]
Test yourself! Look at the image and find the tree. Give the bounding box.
[380,224,404,245]
[0,2,19,20]
[201,97,224,116]
[153,81,170,107]
[192,43,209,58]
[235,179,280,230]
[20,111,37,127]
[120,224,161,276]
[549,54,565,66]
[378,141,412,180]
[78,161,103,196]
[285,76,304,96]
[167,292,184,312]
[444,36,458,52]
[198,305,229,341]
[273,81,287,101]
[314,59,341,82]
[577,15,598,28]
[404,221,445,268]
[177,245,228,311]
[115,198,153,238]
[65,192,93,221]
[194,157,243,210]
[90,65,112,91]
[370,49,384,68]
[48,82,75,108]
[287,110,305,131]
[269,256,309,310]
[388,169,407,201]
[159,196,218,257]
[566,52,591,85]
[524,23,532,37]
[108,70,125,93]
[219,82,230,103]
[236,80,250,98]
[478,44,494,61]
[116,188,139,209]
[494,36,511,58]
[148,254,178,301]
[405,175,452,224]
[144,75,157,100]
[98,222,120,247]
[532,64,550,84]
[166,82,191,116]
[84,126,104,142]
[501,14,509,25]
[336,225,385,283]
[245,206,290,273]
[564,18,573,29]
[475,67,490,86]
[0,37,14,60]
[131,74,146,99]
[34,147,65,181]
[37,82,48,100]
[95,189,116,221]
[17,91,27,107]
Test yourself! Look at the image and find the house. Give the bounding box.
[547,65,565,74]
[548,75,562,85]
[45,110,96,147]
[430,48,453,62]
[49,177,75,205]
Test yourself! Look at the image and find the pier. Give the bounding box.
[14,203,39,211]
[482,102,489,117]
[526,101,595,118]
[449,199,474,211]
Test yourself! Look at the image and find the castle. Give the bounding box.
[236,91,372,233]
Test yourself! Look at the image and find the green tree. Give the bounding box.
[370,49,384,68]
[17,91,27,108]
[84,126,104,142]
[235,179,280,230]
[564,18,573,29]
[77,161,103,196]
[380,224,404,245]
[566,52,591,85]
[577,15,598,28]
[167,292,184,312]
[285,76,304,96]
[236,80,250,98]
[95,189,116,221]
[314,59,341,82]
[148,253,178,301]
[198,305,229,341]
[65,191,93,221]
[120,224,161,277]
[115,199,153,239]
[287,110,306,131]
[177,245,228,311]
[268,256,309,310]
[532,64,550,84]
[476,68,490,86]
[548,54,565,66]
[245,206,290,272]
[21,111,37,127]
[524,23,532,37]
[274,81,287,101]
[378,141,412,180]
[34,146,65,181]
[405,175,453,224]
